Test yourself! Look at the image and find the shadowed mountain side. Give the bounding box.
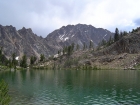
[0,25,56,58]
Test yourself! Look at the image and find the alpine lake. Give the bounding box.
[0,69,140,105]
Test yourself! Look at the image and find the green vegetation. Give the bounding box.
[62,43,75,56]
[40,54,45,62]
[114,28,119,42]
[131,27,140,33]
[0,79,11,105]
[97,28,128,50]
[20,55,27,68]
[0,47,20,70]
[30,56,37,65]
[11,53,18,69]
[89,40,94,50]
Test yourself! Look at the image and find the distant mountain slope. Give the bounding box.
[94,27,140,56]
[0,25,53,58]
[46,24,114,48]
[0,24,114,58]
[39,27,140,70]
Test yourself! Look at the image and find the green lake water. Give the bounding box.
[0,70,140,105]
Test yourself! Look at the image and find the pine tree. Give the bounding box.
[20,55,27,68]
[11,53,18,68]
[40,54,45,62]
[123,31,127,36]
[58,50,60,55]
[8,59,12,68]
[30,56,37,65]
[114,28,119,42]
[89,40,94,49]
[67,45,72,56]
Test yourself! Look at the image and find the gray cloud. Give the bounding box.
[0,0,140,37]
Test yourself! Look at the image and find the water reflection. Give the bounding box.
[0,70,140,104]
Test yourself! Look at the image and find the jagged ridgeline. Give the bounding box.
[0,24,113,58]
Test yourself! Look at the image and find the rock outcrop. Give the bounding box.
[0,25,53,58]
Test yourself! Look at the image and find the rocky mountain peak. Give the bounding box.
[18,27,33,35]
[46,24,114,48]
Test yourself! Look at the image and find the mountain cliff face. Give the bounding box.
[94,27,140,56]
[46,24,113,48]
[0,24,114,58]
[0,25,54,58]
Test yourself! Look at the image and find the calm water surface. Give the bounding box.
[0,70,140,105]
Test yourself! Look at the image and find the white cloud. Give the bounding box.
[78,0,140,32]
[0,0,140,37]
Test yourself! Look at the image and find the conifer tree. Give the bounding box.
[40,54,45,62]
[58,50,60,55]
[11,53,18,68]
[89,40,94,49]
[30,56,37,65]
[20,55,27,68]
[114,28,119,42]
[67,45,72,56]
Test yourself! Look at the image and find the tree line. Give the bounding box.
[0,47,45,69]
[57,41,94,56]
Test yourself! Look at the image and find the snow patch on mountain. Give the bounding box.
[72,35,75,37]
[64,37,69,41]
[59,34,65,40]
[103,34,107,40]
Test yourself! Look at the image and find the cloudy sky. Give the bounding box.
[0,0,140,37]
